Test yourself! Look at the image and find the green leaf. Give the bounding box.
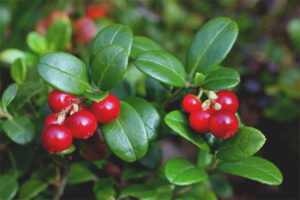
[46,20,72,51]
[164,158,208,186]
[135,51,186,87]
[0,174,18,200]
[68,162,96,184]
[217,127,266,161]
[138,142,162,169]
[201,67,240,90]
[91,24,133,56]
[93,178,116,200]
[26,32,48,55]
[0,49,26,64]
[57,144,76,155]
[38,52,90,94]
[2,83,17,108]
[91,44,128,90]
[101,101,148,162]
[131,36,163,59]
[216,156,283,185]
[84,91,109,102]
[120,184,157,199]
[11,81,45,110]
[3,117,35,145]
[194,72,205,87]
[110,79,134,99]
[176,182,217,200]
[10,58,26,84]
[197,149,212,169]
[19,178,48,199]
[121,166,150,180]
[186,17,238,75]
[124,97,160,141]
[287,19,300,51]
[164,110,210,151]
[209,174,233,198]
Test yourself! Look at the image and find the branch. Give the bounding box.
[53,159,71,200]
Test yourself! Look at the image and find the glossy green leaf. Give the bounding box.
[164,110,210,151]
[138,142,162,169]
[19,178,48,199]
[135,51,186,87]
[101,101,148,162]
[165,158,208,185]
[216,156,283,185]
[0,174,18,200]
[131,36,163,59]
[26,32,48,54]
[120,184,157,199]
[91,24,133,56]
[3,117,35,145]
[110,79,134,99]
[176,182,217,200]
[10,58,26,84]
[217,127,266,161]
[46,20,72,51]
[84,91,109,102]
[197,149,213,169]
[121,166,150,180]
[0,49,26,64]
[93,178,116,200]
[57,144,76,155]
[209,174,233,198]
[202,67,240,90]
[38,52,90,94]
[91,44,128,90]
[125,97,160,141]
[68,162,96,184]
[194,72,205,87]
[2,83,17,108]
[186,17,238,75]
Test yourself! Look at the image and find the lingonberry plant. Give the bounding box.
[0,17,283,199]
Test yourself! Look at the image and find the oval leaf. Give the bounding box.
[46,20,72,51]
[217,127,266,161]
[101,101,148,162]
[135,51,186,87]
[2,83,17,108]
[84,91,109,102]
[93,178,116,200]
[3,117,35,145]
[38,52,90,94]
[68,162,96,185]
[124,97,160,141]
[165,158,208,186]
[186,17,238,75]
[10,58,27,84]
[26,32,48,54]
[91,45,128,90]
[0,49,26,64]
[164,110,210,151]
[19,179,48,199]
[0,174,18,200]
[91,24,133,56]
[131,36,163,59]
[197,149,213,169]
[216,156,283,185]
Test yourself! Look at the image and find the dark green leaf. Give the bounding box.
[120,184,157,199]
[176,182,217,200]
[138,142,162,169]
[0,174,18,200]
[93,178,116,200]
[209,174,233,198]
[3,117,35,145]
[38,52,90,94]
[216,156,283,185]
[164,110,210,151]
[2,83,17,108]
[0,49,26,64]
[68,162,96,184]
[125,97,160,141]
[131,36,163,59]
[164,158,208,185]
[91,44,128,90]
[121,166,150,180]
[186,17,238,75]
[194,72,205,87]
[19,178,48,199]
[26,32,48,54]
[217,127,266,161]
[110,79,134,99]
[101,101,148,162]
[84,91,109,102]
[146,77,169,103]
[10,58,26,84]
[46,20,72,51]
[197,149,212,169]
[135,51,186,87]
[91,24,133,56]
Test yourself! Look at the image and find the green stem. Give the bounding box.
[162,87,185,108]
[53,159,71,200]
[208,154,219,173]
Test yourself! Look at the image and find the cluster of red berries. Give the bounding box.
[41,90,120,153]
[182,90,239,139]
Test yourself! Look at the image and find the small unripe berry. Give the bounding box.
[182,94,202,113]
[48,90,75,112]
[215,90,239,113]
[189,108,213,133]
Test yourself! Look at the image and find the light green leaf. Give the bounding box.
[84,91,109,102]
[68,162,96,184]
[0,49,26,64]
[197,149,213,169]
[131,36,163,59]
[194,72,205,87]
[26,32,48,54]
[46,20,72,51]
[10,58,26,84]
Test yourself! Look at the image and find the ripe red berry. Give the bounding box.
[91,94,120,124]
[36,18,51,35]
[40,124,72,153]
[215,90,239,113]
[74,17,97,44]
[67,110,97,139]
[86,6,106,20]
[209,110,239,139]
[44,113,65,127]
[189,108,213,133]
[49,10,69,23]
[48,90,75,112]
[182,94,202,113]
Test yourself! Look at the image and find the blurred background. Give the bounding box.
[0,0,299,199]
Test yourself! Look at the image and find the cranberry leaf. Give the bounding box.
[10,58,26,84]
[46,20,72,51]
[0,174,18,200]
[131,36,163,59]
[19,178,48,199]
[93,178,116,200]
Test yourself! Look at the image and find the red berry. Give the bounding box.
[209,110,239,139]
[36,18,51,35]
[86,6,106,20]
[182,94,202,113]
[49,10,69,23]
[44,113,65,127]
[189,108,213,133]
[215,90,239,113]
[91,94,120,124]
[74,17,97,44]
[67,110,97,139]
[40,124,72,153]
[48,90,75,112]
